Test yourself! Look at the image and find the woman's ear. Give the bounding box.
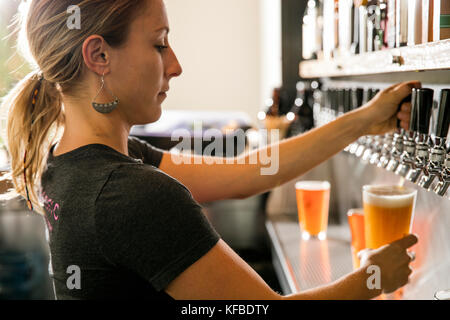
[82,35,110,75]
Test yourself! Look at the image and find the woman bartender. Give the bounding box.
[2,0,418,300]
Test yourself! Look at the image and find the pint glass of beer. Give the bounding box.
[347,209,365,270]
[362,185,417,250]
[295,181,330,240]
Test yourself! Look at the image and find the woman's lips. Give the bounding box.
[158,92,167,99]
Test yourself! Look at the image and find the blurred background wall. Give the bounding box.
[163,0,282,123]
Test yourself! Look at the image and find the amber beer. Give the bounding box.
[347,209,365,269]
[363,185,417,249]
[295,181,330,240]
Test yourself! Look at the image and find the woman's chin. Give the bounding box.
[144,106,162,124]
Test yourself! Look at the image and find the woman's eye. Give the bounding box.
[156,45,168,53]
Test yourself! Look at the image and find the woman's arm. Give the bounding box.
[159,81,419,203]
[165,234,417,300]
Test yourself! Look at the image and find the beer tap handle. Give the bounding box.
[353,88,364,109]
[327,89,333,112]
[367,88,380,102]
[344,89,352,113]
[327,89,333,113]
[409,88,419,133]
[365,88,372,105]
[435,89,450,139]
[416,88,434,135]
[338,89,345,114]
[398,95,412,130]
[323,89,329,110]
[331,89,339,116]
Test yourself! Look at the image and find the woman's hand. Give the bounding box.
[356,81,422,136]
[358,234,418,294]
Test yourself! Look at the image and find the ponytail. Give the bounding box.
[0,71,64,215]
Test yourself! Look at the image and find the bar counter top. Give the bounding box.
[265,214,354,295]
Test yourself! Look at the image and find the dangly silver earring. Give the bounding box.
[92,71,119,114]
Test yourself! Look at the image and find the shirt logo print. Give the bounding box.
[42,191,61,232]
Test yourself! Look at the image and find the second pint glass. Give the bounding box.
[347,209,365,270]
[295,181,330,240]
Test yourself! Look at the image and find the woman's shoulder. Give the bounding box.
[97,163,193,205]
[111,163,183,188]
[127,136,165,168]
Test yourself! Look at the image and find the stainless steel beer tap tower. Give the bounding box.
[299,37,450,299]
[317,84,449,198]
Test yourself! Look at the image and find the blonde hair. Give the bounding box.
[1,0,145,215]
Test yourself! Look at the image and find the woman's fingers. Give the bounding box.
[401,102,411,112]
[399,121,409,131]
[389,81,422,104]
[397,111,410,122]
[388,81,422,93]
[398,102,411,130]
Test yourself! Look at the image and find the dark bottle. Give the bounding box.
[343,88,352,113]
[352,87,365,109]
[337,88,345,115]
[287,83,315,137]
[266,87,281,116]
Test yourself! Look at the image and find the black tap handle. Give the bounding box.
[397,94,412,129]
[366,89,373,103]
[331,89,338,113]
[327,89,333,111]
[338,89,345,114]
[323,89,329,109]
[367,88,380,102]
[436,89,450,138]
[325,89,332,111]
[409,88,419,132]
[353,88,364,109]
[416,88,434,135]
[344,89,351,113]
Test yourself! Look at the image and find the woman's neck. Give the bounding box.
[54,117,131,157]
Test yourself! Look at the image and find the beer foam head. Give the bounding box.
[295,181,330,190]
[347,208,364,216]
[363,185,416,208]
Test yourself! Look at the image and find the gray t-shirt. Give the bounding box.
[40,136,220,300]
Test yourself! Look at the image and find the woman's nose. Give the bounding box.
[167,47,183,79]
